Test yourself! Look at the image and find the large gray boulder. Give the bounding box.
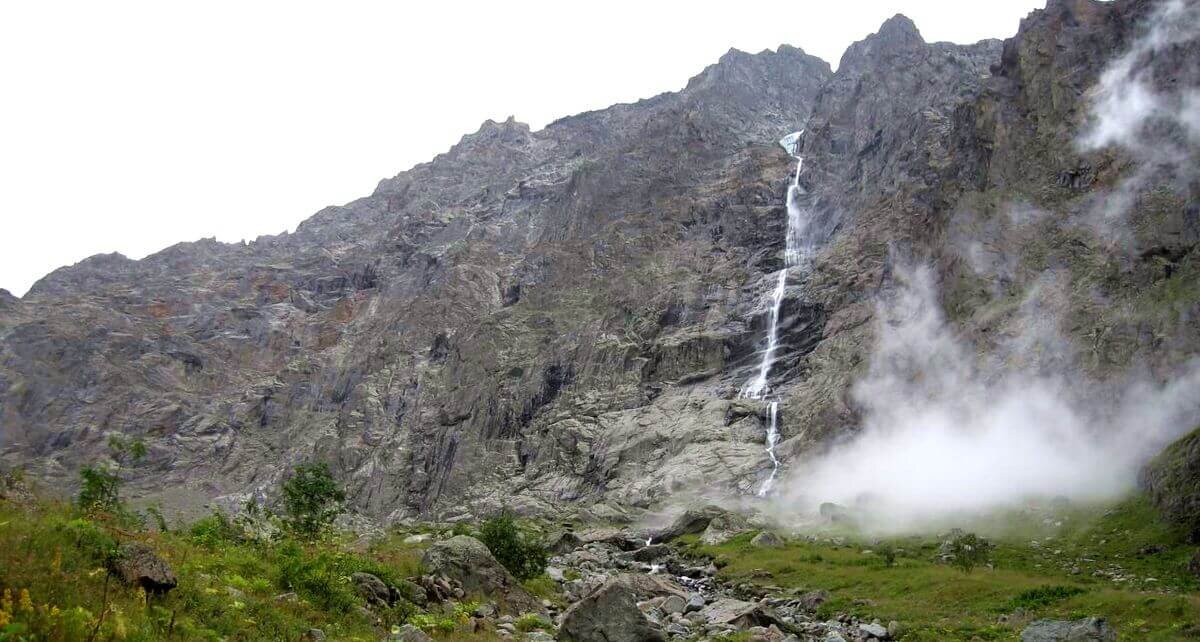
[351,571,391,607]
[421,535,541,614]
[1020,618,1116,642]
[700,511,752,545]
[557,576,666,642]
[113,542,177,593]
[697,597,782,628]
[652,506,734,542]
[750,531,784,548]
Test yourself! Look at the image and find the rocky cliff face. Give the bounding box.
[2,0,1197,523]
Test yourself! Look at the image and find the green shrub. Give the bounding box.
[274,541,360,613]
[189,511,243,548]
[515,613,553,632]
[478,511,547,581]
[77,465,121,512]
[876,542,897,567]
[946,532,992,574]
[281,463,345,538]
[1006,585,1086,611]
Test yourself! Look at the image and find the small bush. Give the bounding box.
[77,466,121,512]
[189,511,243,548]
[1007,585,1086,611]
[515,613,553,632]
[478,511,547,581]
[876,542,897,567]
[281,463,345,538]
[946,532,992,574]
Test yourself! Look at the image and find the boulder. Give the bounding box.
[112,542,177,593]
[750,531,784,548]
[618,573,689,600]
[631,544,672,563]
[421,536,541,614]
[546,530,583,554]
[660,595,687,614]
[697,597,782,629]
[858,621,889,638]
[1020,618,1117,642]
[700,512,752,545]
[388,624,434,642]
[299,629,325,642]
[351,572,391,607]
[557,576,667,642]
[654,504,735,542]
[796,590,830,612]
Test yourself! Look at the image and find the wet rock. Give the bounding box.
[546,531,583,554]
[352,572,391,607]
[1140,427,1200,542]
[750,531,784,548]
[698,597,781,629]
[685,594,706,613]
[112,542,177,593]
[632,544,672,563]
[388,624,434,642]
[661,594,687,614]
[859,621,889,638]
[557,576,667,642]
[654,504,730,542]
[300,629,325,642]
[796,590,830,611]
[422,536,541,614]
[700,512,752,545]
[1020,618,1117,642]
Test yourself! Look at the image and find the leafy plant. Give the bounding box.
[876,542,897,568]
[77,466,121,512]
[945,532,992,574]
[478,511,547,581]
[1006,585,1086,611]
[281,463,345,538]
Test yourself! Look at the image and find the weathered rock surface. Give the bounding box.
[1140,426,1200,541]
[113,542,177,593]
[1,0,1197,527]
[557,576,666,642]
[421,536,541,614]
[750,531,784,548]
[1020,617,1117,642]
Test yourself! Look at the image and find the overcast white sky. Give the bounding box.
[0,0,1044,296]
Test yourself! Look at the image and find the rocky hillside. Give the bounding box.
[2,0,1198,523]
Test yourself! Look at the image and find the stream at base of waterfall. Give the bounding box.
[741,131,805,497]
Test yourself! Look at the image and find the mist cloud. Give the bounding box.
[775,260,1200,533]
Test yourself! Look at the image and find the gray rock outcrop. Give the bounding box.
[557,576,666,642]
[112,542,177,593]
[1020,617,1117,642]
[421,535,541,614]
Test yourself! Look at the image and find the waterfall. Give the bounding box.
[741,131,805,497]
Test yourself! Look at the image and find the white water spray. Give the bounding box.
[741,132,807,497]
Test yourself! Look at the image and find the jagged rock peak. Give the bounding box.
[837,13,927,71]
[685,45,832,92]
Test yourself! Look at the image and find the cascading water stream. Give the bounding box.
[741,131,806,497]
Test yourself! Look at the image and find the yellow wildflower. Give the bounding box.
[0,609,10,626]
[18,588,32,612]
[51,547,62,573]
[2,587,12,612]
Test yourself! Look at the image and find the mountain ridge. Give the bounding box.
[2,0,1197,527]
